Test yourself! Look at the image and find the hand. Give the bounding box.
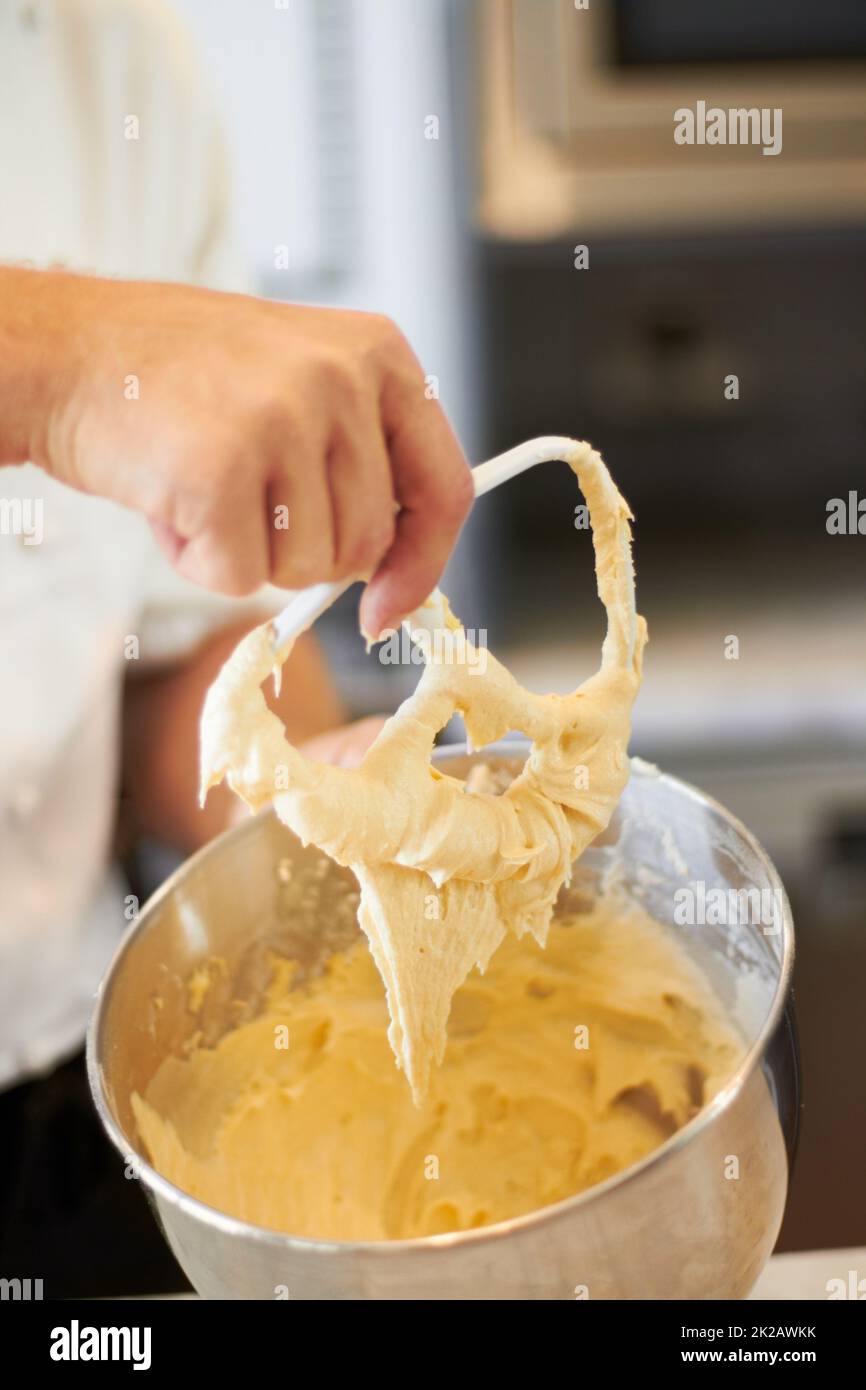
[3,268,473,636]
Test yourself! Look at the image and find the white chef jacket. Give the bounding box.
[0,0,263,1086]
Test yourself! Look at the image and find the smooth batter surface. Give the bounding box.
[132,897,743,1242]
[199,439,649,1101]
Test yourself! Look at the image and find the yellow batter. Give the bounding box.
[199,439,648,1101]
[132,897,743,1242]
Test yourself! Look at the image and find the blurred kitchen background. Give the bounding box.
[163,0,866,1254]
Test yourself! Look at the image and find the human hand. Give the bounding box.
[5,268,473,636]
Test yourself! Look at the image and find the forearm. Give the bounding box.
[122,625,346,853]
[0,265,81,467]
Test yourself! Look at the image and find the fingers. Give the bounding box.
[171,470,272,596]
[268,406,396,590]
[267,433,335,589]
[326,410,396,580]
[360,386,473,639]
[172,417,398,597]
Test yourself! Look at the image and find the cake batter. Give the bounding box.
[132,896,743,1242]
[199,440,649,1100]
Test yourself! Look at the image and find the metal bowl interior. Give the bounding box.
[87,745,795,1299]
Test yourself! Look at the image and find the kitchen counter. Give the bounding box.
[139,1247,866,1300]
[749,1247,866,1300]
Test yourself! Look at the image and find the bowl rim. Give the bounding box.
[86,746,795,1258]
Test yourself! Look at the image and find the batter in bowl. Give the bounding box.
[132,893,743,1242]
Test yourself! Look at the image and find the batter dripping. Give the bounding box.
[199,440,648,1100]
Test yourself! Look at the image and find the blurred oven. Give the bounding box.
[473,0,866,238]
[458,0,866,627]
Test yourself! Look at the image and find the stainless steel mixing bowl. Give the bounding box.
[88,744,798,1300]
